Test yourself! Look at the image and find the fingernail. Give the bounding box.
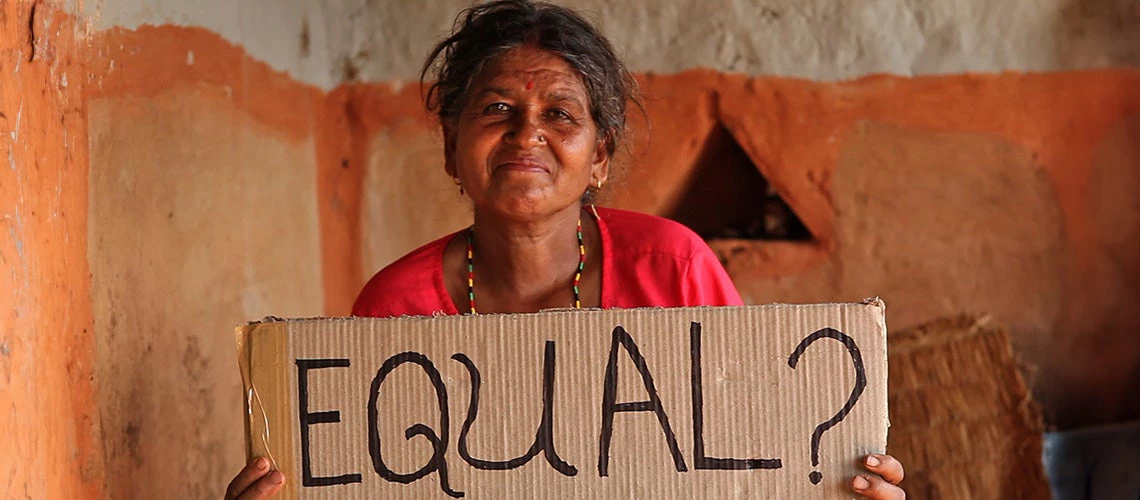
[866,455,881,467]
[255,457,268,471]
[853,475,870,490]
[270,472,284,485]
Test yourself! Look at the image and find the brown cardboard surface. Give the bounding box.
[235,302,887,499]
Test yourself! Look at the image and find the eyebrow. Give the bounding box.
[543,90,587,107]
[470,86,586,107]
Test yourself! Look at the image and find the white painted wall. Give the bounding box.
[82,0,1140,89]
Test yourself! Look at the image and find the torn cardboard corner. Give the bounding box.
[235,303,888,499]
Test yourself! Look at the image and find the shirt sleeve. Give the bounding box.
[682,246,745,306]
[351,279,383,317]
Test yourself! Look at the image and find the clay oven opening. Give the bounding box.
[663,122,811,243]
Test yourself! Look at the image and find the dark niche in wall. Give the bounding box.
[664,122,811,242]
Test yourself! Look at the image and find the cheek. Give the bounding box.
[456,128,497,169]
[552,126,597,154]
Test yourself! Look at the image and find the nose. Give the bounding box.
[505,109,545,148]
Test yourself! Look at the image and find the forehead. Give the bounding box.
[470,46,587,94]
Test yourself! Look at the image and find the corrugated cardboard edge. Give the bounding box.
[236,321,298,499]
[869,298,890,434]
[261,300,889,324]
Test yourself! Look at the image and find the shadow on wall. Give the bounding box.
[1046,0,1140,426]
[1053,0,1140,68]
[662,121,811,242]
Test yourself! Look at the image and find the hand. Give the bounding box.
[225,457,285,500]
[852,453,905,499]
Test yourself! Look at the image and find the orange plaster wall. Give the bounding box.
[84,22,329,499]
[1,4,339,497]
[1,2,103,498]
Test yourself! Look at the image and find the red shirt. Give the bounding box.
[352,207,743,317]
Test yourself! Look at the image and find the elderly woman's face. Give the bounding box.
[445,46,608,220]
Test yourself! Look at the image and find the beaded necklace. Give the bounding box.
[465,218,585,314]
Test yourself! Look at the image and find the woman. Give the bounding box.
[226,1,905,498]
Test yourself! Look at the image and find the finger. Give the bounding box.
[226,457,272,500]
[234,470,285,500]
[852,474,906,500]
[863,454,905,485]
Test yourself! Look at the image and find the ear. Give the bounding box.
[442,121,458,178]
[590,133,611,186]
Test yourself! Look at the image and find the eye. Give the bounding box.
[547,108,574,121]
[482,102,510,114]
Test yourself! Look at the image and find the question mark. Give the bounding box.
[787,327,867,485]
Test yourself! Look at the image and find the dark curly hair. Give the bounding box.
[420,0,640,159]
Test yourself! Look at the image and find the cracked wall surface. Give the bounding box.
[85,0,1140,87]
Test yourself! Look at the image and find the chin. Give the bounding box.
[480,184,582,221]
[484,195,560,222]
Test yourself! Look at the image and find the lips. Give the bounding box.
[495,157,550,173]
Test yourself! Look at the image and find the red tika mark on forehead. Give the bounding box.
[526,80,535,90]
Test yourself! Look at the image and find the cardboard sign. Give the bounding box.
[235,302,888,499]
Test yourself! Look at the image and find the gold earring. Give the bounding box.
[589,179,603,219]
